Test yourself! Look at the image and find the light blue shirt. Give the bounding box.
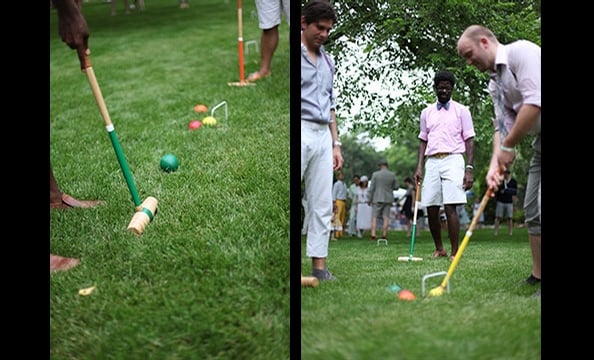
[488,40,541,135]
[301,43,336,123]
[332,180,348,201]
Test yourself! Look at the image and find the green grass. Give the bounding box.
[50,1,290,359]
[51,2,541,359]
[301,227,541,360]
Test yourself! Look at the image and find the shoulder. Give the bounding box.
[505,40,540,66]
[420,104,434,114]
[509,39,540,51]
[451,100,470,111]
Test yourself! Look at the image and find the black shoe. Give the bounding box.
[312,268,337,281]
[525,274,541,285]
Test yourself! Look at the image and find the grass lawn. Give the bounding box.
[50,1,290,359]
[301,227,541,360]
[50,1,542,359]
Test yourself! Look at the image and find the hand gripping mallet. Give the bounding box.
[398,182,423,262]
[83,55,158,235]
[427,188,493,297]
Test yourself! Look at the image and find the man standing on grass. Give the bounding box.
[414,70,475,261]
[331,171,347,239]
[457,25,541,297]
[368,159,398,242]
[301,0,340,281]
[493,170,518,236]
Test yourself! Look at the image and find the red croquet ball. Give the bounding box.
[398,289,416,301]
[188,120,202,130]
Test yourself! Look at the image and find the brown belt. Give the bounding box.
[428,152,451,159]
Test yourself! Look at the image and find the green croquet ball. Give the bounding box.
[388,284,401,293]
[160,154,179,172]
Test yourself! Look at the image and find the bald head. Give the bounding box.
[457,25,499,73]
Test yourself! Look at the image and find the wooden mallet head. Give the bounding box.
[127,196,158,235]
[301,276,320,288]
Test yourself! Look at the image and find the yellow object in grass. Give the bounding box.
[203,116,217,126]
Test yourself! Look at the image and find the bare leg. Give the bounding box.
[370,216,377,239]
[427,206,445,255]
[312,257,326,271]
[508,218,513,235]
[530,234,541,279]
[405,217,411,237]
[444,205,460,257]
[50,162,104,208]
[247,26,278,81]
[111,0,131,16]
[494,216,500,236]
[50,164,62,205]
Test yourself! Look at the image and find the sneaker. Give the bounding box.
[531,288,541,298]
[525,274,541,285]
[312,268,337,281]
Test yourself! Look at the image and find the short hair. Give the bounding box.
[302,0,337,25]
[434,70,456,87]
[461,25,498,44]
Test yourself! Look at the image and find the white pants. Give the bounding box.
[421,154,467,207]
[301,120,333,258]
[255,0,290,29]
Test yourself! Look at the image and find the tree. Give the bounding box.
[324,0,540,191]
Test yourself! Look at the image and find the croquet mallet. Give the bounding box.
[83,55,158,235]
[398,182,423,262]
[427,188,493,297]
[301,275,320,288]
[228,0,254,87]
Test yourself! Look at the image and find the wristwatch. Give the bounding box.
[333,140,342,147]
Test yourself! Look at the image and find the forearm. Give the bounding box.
[501,104,541,148]
[329,109,339,143]
[464,137,474,165]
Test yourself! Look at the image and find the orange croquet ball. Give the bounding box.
[194,104,208,113]
[398,289,416,301]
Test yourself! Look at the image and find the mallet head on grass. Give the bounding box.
[127,196,159,235]
[301,276,319,288]
[428,285,446,297]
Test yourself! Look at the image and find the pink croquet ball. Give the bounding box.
[188,120,202,130]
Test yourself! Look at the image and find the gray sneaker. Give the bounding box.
[312,268,337,281]
[531,288,541,299]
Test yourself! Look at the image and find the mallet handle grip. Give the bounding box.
[84,57,113,127]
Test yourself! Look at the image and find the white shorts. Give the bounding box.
[255,0,290,29]
[421,154,467,207]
